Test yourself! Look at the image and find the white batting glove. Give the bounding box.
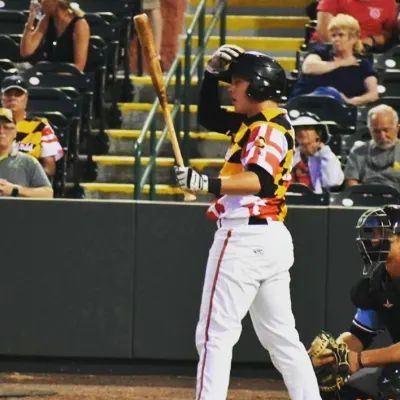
[174,166,209,193]
[207,44,245,75]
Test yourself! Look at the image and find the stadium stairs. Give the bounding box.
[81,0,309,201]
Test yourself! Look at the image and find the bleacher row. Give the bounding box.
[281,21,400,207]
[0,0,139,197]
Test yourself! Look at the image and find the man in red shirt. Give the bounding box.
[313,0,397,49]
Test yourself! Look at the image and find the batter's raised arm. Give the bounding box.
[198,45,245,134]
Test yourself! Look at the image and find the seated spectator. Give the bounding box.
[312,0,397,51]
[291,112,344,193]
[1,75,63,177]
[291,14,378,106]
[344,104,400,192]
[21,0,90,72]
[0,108,53,198]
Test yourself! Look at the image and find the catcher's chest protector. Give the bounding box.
[351,264,400,342]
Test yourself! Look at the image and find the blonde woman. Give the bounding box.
[291,14,378,106]
[21,0,90,72]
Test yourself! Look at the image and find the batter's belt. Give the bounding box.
[217,216,270,228]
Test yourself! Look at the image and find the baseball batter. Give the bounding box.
[314,205,400,400]
[174,47,321,399]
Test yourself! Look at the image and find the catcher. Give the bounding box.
[309,204,400,399]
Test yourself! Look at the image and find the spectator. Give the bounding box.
[0,108,53,198]
[344,104,400,191]
[291,14,378,106]
[1,75,63,177]
[291,112,344,193]
[21,0,90,72]
[313,0,397,51]
[143,0,162,59]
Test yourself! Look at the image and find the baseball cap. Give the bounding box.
[1,75,28,94]
[0,108,15,123]
[290,111,331,144]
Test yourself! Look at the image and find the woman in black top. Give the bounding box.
[21,0,90,72]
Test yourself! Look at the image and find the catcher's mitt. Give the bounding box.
[308,331,351,392]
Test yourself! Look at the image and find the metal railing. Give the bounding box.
[133,0,227,200]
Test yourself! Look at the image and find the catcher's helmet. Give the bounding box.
[217,51,287,102]
[356,205,400,276]
[378,364,400,400]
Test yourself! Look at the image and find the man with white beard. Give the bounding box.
[344,104,400,192]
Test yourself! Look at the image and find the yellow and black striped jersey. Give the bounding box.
[15,116,63,161]
[207,107,295,222]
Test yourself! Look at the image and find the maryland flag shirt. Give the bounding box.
[207,108,295,222]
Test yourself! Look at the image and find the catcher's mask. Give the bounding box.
[356,205,400,276]
[378,363,400,400]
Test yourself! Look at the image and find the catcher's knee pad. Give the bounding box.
[377,363,400,400]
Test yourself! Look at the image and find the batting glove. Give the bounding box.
[207,44,244,75]
[174,166,222,196]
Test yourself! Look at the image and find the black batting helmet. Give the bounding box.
[356,205,400,276]
[217,51,287,102]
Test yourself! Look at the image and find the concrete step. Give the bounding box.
[118,102,234,131]
[81,182,214,202]
[185,14,309,37]
[106,129,230,157]
[188,0,310,16]
[128,75,229,104]
[92,155,224,184]
[180,35,304,54]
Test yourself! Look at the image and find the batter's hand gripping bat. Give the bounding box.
[133,13,197,202]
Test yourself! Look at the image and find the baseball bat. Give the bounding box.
[133,13,196,202]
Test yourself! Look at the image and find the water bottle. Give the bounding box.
[30,0,43,21]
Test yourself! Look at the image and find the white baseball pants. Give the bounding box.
[194,219,321,400]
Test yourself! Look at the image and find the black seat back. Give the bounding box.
[23,62,94,93]
[287,95,358,134]
[27,87,82,119]
[0,0,30,10]
[0,10,27,34]
[76,0,135,17]
[378,71,400,97]
[285,183,330,206]
[0,34,23,62]
[331,184,400,207]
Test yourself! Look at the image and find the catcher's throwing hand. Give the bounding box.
[174,166,209,193]
[316,349,361,375]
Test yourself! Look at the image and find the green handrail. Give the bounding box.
[134,0,227,200]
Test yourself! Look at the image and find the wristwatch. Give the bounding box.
[11,187,19,197]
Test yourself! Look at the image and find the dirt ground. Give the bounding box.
[0,373,289,399]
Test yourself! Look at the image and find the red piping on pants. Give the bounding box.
[197,229,232,400]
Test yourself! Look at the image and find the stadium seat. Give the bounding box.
[77,0,137,87]
[377,70,400,97]
[375,44,400,71]
[23,61,95,138]
[286,95,358,134]
[85,13,121,87]
[0,58,16,71]
[27,87,82,189]
[85,37,108,134]
[0,10,27,34]
[0,0,30,10]
[330,184,400,207]
[0,34,23,63]
[285,183,330,206]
